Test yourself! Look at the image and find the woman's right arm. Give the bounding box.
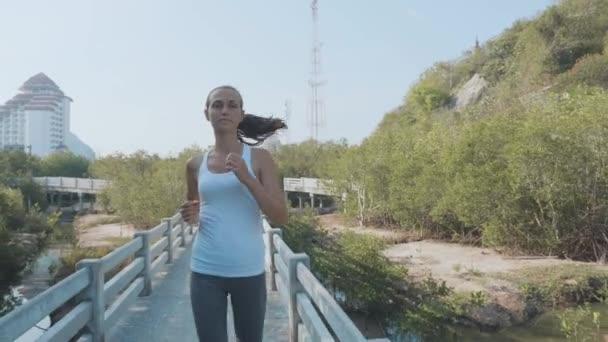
[181,155,202,224]
[186,156,201,201]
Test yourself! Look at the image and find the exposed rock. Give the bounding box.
[462,303,516,332]
[451,73,488,110]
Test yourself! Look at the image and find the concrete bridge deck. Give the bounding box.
[107,233,288,342]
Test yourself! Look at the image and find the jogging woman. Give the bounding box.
[180,85,288,342]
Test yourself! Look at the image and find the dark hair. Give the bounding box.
[205,85,287,146]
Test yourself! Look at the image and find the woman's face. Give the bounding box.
[205,87,244,132]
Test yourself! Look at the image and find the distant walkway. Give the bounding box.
[34,176,335,197]
[33,177,110,194]
[107,233,288,342]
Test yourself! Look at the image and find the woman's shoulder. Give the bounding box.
[250,147,273,162]
[250,147,277,174]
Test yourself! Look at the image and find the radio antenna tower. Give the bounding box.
[284,100,292,143]
[309,0,325,141]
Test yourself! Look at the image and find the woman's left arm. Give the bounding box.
[227,149,289,225]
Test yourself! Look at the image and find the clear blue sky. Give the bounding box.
[0,0,554,157]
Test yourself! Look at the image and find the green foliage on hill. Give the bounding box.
[275,0,608,260]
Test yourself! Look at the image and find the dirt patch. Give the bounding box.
[318,213,413,244]
[74,213,116,227]
[384,240,608,330]
[383,241,575,293]
[74,213,122,230]
[318,214,608,331]
[75,214,136,248]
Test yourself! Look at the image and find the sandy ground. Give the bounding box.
[318,214,593,293]
[383,241,580,293]
[382,241,608,329]
[318,213,608,328]
[74,214,137,248]
[318,213,412,243]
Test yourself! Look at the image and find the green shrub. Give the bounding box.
[408,84,450,112]
[40,151,90,178]
[535,0,608,73]
[50,247,113,285]
[281,212,454,339]
[89,147,204,228]
[273,139,349,179]
[560,53,608,89]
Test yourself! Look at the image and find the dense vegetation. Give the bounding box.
[277,0,608,261]
[89,145,204,228]
[0,150,86,315]
[271,139,348,179]
[280,211,459,339]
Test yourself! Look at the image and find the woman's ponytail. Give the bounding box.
[238,114,287,146]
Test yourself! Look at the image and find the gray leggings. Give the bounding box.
[190,271,267,342]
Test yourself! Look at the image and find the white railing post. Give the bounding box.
[134,231,152,296]
[76,259,104,342]
[162,218,173,263]
[179,216,186,247]
[266,228,282,291]
[287,253,310,342]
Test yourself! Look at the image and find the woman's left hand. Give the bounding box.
[226,153,253,184]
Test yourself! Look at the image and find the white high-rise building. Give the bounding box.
[0,73,95,159]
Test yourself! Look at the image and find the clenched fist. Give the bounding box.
[225,153,253,184]
[180,200,199,225]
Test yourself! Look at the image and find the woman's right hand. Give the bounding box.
[180,200,200,225]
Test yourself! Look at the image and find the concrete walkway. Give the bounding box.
[107,234,288,341]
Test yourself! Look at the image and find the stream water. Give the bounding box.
[385,303,608,341]
[459,303,608,342]
[1,222,75,341]
[12,222,75,300]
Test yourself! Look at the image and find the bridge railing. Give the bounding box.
[283,177,335,196]
[35,176,337,196]
[33,177,111,194]
[263,220,389,342]
[0,212,190,342]
[2,209,390,341]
